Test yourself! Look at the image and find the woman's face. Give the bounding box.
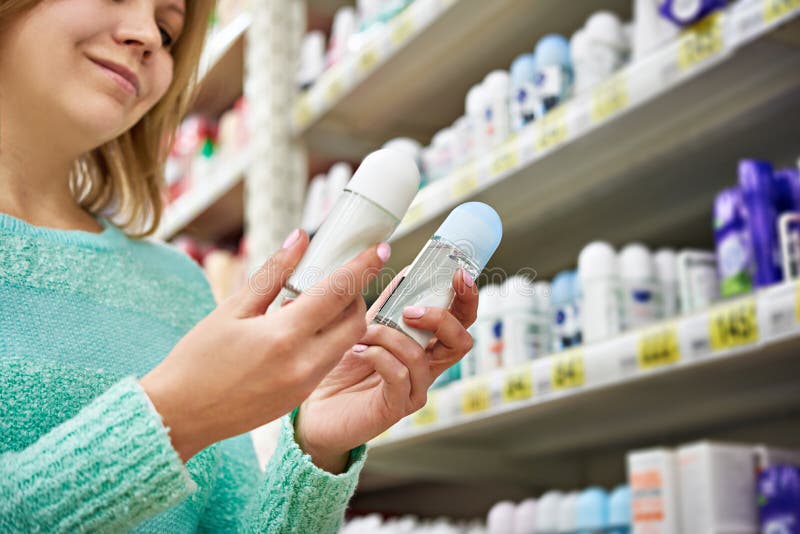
[0,0,185,150]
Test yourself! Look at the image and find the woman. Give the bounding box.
[0,0,477,531]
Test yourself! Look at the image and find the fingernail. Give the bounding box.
[282,229,300,249]
[352,343,368,353]
[462,270,475,288]
[377,242,391,262]
[403,306,425,319]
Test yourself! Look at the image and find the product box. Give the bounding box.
[677,441,758,534]
[754,444,800,470]
[627,448,681,534]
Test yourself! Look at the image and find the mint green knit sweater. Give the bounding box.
[0,213,366,532]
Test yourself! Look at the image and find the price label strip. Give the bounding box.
[763,0,800,23]
[412,397,438,427]
[709,297,759,351]
[489,140,520,179]
[461,380,491,415]
[502,367,533,403]
[535,107,569,152]
[551,350,585,391]
[324,77,344,105]
[677,12,725,71]
[637,325,681,370]
[293,96,313,128]
[590,73,629,123]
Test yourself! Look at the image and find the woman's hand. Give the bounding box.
[140,230,389,462]
[295,269,478,473]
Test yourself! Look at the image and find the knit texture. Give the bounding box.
[0,213,365,532]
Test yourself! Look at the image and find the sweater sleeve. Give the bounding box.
[239,410,367,533]
[0,377,195,532]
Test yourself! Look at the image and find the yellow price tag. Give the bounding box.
[324,78,344,104]
[709,297,759,351]
[551,350,585,391]
[402,202,425,226]
[502,367,533,403]
[450,170,479,198]
[412,398,437,426]
[489,142,520,178]
[390,13,416,45]
[677,13,724,71]
[637,325,681,370]
[293,97,312,127]
[591,74,629,123]
[357,46,380,75]
[461,380,490,414]
[535,107,568,151]
[763,0,800,23]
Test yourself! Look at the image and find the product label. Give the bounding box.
[535,66,569,111]
[623,284,660,330]
[637,324,681,370]
[502,366,533,403]
[763,0,800,23]
[631,470,667,522]
[590,73,629,123]
[709,297,759,351]
[510,82,541,130]
[551,349,585,391]
[677,12,724,71]
[460,379,491,415]
[717,227,754,297]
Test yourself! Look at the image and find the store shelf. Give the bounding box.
[155,149,252,241]
[380,0,800,280]
[361,281,800,493]
[190,12,251,117]
[293,0,631,159]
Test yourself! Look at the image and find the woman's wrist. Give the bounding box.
[293,407,350,474]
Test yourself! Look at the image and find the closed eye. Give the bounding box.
[159,26,174,48]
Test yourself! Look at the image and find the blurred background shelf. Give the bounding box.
[380,2,800,284]
[354,283,800,515]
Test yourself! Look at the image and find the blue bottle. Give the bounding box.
[609,485,632,534]
[509,53,542,131]
[739,159,783,287]
[714,187,754,297]
[534,34,573,112]
[552,270,581,351]
[575,487,609,534]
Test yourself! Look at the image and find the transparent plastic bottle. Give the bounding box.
[281,149,419,302]
[374,202,502,347]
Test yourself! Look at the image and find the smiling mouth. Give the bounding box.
[89,58,140,98]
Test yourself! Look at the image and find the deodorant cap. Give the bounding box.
[484,70,511,96]
[738,159,774,194]
[436,202,503,272]
[556,492,579,532]
[609,485,632,527]
[327,162,353,195]
[298,31,326,85]
[534,34,571,67]
[578,241,617,280]
[510,53,537,84]
[487,501,516,534]
[513,498,537,534]
[432,128,454,148]
[535,491,563,532]
[466,83,487,116]
[500,275,536,312]
[532,281,553,311]
[477,284,504,318]
[570,28,590,59]
[382,137,422,162]
[619,243,654,280]
[575,487,610,530]
[585,11,626,49]
[654,248,678,282]
[347,149,420,221]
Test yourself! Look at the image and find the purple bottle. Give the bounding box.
[774,168,800,214]
[714,187,754,297]
[739,159,782,287]
[758,465,800,534]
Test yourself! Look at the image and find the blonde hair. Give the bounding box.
[1,0,216,238]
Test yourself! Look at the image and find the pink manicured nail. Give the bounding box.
[377,242,391,262]
[462,270,475,288]
[282,229,300,249]
[352,344,368,353]
[403,306,425,319]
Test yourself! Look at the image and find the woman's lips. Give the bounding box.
[89,57,139,97]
